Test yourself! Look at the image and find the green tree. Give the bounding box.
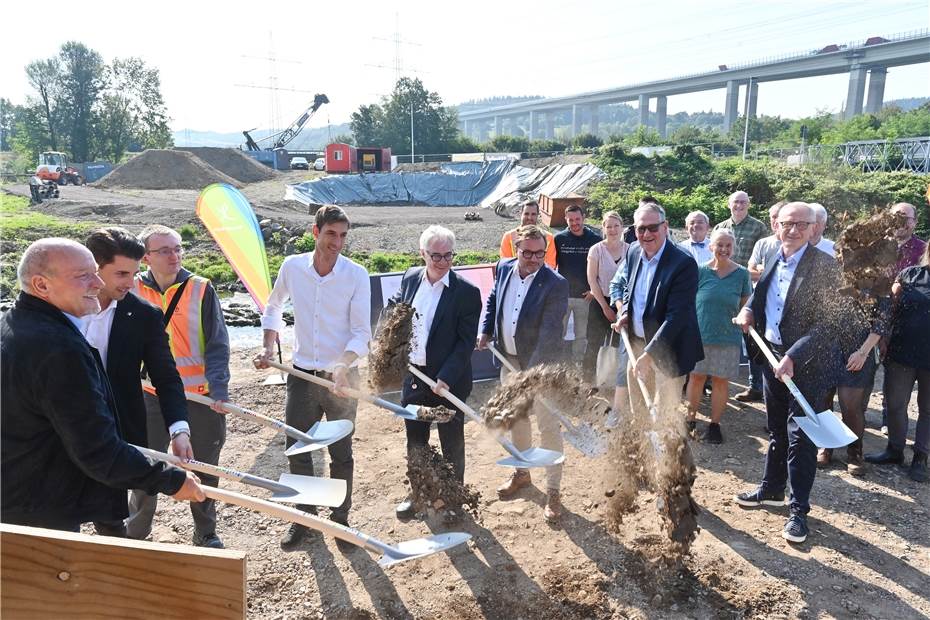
[486,134,530,152]
[726,114,792,146]
[349,78,462,157]
[571,133,603,149]
[330,133,355,146]
[24,58,63,150]
[57,42,105,162]
[623,126,662,147]
[0,98,16,151]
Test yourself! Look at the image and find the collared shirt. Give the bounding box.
[500,268,538,355]
[764,244,809,345]
[749,234,780,270]
[677,238,713,265]
[409,270,449,365]
[815,237,835,257]
[80,298,190,436]
[81,298,118,367]
[631,239,668,339]
[896,235,928,273]
[714,215,768,266]
[262,252,372,371]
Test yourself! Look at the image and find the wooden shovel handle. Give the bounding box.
[618,327,655,409]
[407,365,482,423]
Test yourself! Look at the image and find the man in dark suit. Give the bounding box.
[618,202,703,409]
[478,225,569,521]
[733,201,842,544]
[387,225,482,519]
[82,227,191,537]
[1,238,203,532]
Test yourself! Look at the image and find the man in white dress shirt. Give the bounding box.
[678,210,713,265]
[809,203,835,256]
[255,205,372,551]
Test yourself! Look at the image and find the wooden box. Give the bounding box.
[539,193,587,228]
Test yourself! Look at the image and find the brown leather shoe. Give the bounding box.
[497,469,531,499]
[544,490,562,522]
[847,446,866,477]
[817,448,833,467]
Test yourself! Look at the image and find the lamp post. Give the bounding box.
[741,77,753,160]
[410,102,415,164]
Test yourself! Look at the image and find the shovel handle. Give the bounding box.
[746,328,820,423]
[266,361,411,418]
[486,342,519,373]
[407,364,532,463]
[183,391,317,445]
[133,445,293,496]
[618,327,655,410]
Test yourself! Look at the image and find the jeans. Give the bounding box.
[760,356,822,515]
[884,360,930,455]
[126,396,226,540]
[284,366,358,520]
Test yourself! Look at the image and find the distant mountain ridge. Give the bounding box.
[172,123,351,150]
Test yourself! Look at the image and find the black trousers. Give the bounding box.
[402,372,467,483]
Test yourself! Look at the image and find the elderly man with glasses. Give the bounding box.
[733,202,842,545]
[385,225,482,519]
[478,225,569,522]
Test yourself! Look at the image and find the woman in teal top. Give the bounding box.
[686,229,752,443]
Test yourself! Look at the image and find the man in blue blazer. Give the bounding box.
[387,226,481,519]
[618,203,703,403]
[478,225,569,522]
[733,201,843,544]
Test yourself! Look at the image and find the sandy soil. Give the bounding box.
[83,346,929,620]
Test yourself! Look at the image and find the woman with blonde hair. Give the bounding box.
[583,211,627,383]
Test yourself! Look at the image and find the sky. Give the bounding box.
[2,0,928,136]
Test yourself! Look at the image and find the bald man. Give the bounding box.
[1,238,203,532]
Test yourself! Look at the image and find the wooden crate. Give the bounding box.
[1,523,246,619]
[539,193,586,228]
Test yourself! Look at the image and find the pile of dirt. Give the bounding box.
[405,444,481,519]
[414,405,457,423]
[836,209,905,299]
[368,303,415,392]
[94,149,242,190]
[179,147,277,184]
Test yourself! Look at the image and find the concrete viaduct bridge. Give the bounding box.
[459,29,930,142]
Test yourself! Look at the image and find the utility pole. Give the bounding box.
[741,77,753,160]
[410,102,415,163]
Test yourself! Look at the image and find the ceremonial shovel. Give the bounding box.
[133,445,347,507]
[618,328,665,457]
[407,365,565,469]
[266,361,420,421]
[486,343,607,458]
[748,327,857,449]
[144,384,352,457]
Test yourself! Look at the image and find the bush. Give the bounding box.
[571,133,603,150]
[178,224,198,241]
[293,233,315,253]
[485,135,530,153]
[528,139,567,153]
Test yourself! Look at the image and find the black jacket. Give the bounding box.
[622,241,704,378]
[108,292,188,446]
[387,267,481,404]
[482,259,569,369]
[1,293,186,529]
[746,243,842,385]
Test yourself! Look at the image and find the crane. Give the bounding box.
[243,93,329,151]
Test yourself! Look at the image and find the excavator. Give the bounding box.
[35,151,85,185]
[243,93,329,152]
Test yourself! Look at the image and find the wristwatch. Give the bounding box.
[170,429,191,440]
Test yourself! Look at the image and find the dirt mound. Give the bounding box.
[94,149,242,190]
[836,209,905,299]
[406,444,481,519]
[178,147,277,184]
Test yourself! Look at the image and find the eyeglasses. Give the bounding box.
[148,246,184,257]
[777,221,813,231]
[519,249,547,259]
[428,252,455,263]
[635,222,665,234]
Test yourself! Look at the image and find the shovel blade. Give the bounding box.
[284,420,354,456]
[263,373,287,385]
[496,447,566,469]
[796,411,858,449]
[377,532,472,568]
[564,424,608,458]
[269,474,347,507]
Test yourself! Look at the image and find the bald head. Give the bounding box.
[18,238,103,316]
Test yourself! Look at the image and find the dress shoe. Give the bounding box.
[846,446,866,477]
[544,490,562,523]
[908,451,928,483]
[864,444,904,465]
[280,524,309,550]
[395,497,416,519]
[735,388,763,403]
[497,469,531,499]
[816,448,833,467]
[193,532,224,549]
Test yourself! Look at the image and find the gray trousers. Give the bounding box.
[885,360,930,455]
[502,360,563,490]
[285,367,358,520]
[126,394,226,539]
[563,297,590,360]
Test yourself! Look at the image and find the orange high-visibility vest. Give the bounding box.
[499,228,557,268]
[136,275,210,394]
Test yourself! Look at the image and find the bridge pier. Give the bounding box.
[638,94,649,127]
[572,104,583,137]
[463,119,472,141]
[590,105,599,135]
[845,65,867,119]
[865,67,887,115]
[723,80,740,133]
[494,116,503,138]
[656,96,667,138]
[545,113,555,140]
[529,111,540,140]
[747,82,758,118]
